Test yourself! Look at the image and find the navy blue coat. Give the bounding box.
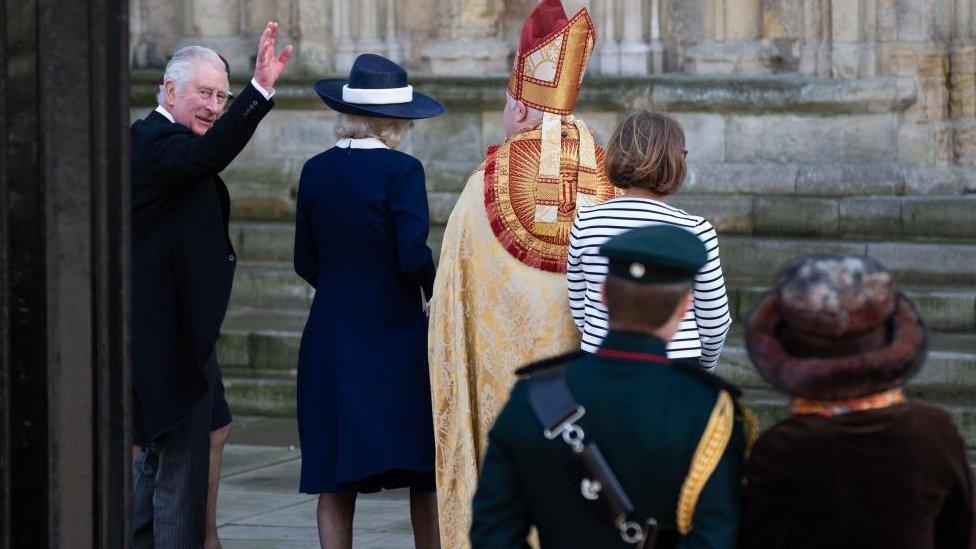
[130,84,273,445]
[294,142,437,493]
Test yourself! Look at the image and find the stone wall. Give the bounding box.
[128,3,976,436]
[131,0,976,172]
[132,72,974,213]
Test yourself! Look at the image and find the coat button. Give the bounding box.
[228,254,236,261]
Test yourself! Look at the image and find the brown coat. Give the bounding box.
[741,402,975,549]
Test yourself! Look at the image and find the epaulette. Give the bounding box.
[667,361,743,399]
[674,367,758,536]
[514,351,586,378]
[677,390,735,536]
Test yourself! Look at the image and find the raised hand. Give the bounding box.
[253,21,293,91]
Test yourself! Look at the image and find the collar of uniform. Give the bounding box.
[596,331,668,362]
[335,137,389,149]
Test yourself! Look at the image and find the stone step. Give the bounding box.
[716,331,976,398]
[729,285,976,333]
[218,313,305,372]
[220,161,976,221]
[221,368,296,417]
[230,222,447,266]
[227,264,976,333]
[230,265,313,311]
[218,313,976,397]
[719,236,976,286]
[218,375,976,449]
[228,192,976,243]
[230,224,976,286]
[216,316,976,446]
[669,194,976,242]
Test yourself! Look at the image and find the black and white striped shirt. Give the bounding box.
[567,198,732,371]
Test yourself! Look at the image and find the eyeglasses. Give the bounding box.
[195,86,231,106]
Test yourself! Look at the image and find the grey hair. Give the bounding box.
[156,45,227,105]
[334,114,413,149]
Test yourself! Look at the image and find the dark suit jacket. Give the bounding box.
[471,331,746,548]
[741,402,975,549]
[130,83,273,445]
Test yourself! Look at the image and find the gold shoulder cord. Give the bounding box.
[676,390,734,535]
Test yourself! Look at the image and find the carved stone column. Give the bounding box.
[358,0,385,56]
[597,0,620,74]
[296,0,332,73]
[950,0,976,165]
[830,0,878,79]
[130,0,147,67]
[385,0,405,63]
[685,0,774,75]
[333,0,357,73]
[888,0,953,168]
[649,0,664,73]
[799,0,831,77]
[425,0,508,75]
[617,0,649,74]
[177,0,252,72]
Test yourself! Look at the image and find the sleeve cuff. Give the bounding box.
[251,78,275,100]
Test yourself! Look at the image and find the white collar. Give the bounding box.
[154,105,175,123]
[335,137,389,150]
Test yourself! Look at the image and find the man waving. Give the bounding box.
[129,22,291,548]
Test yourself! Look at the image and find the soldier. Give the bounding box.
[470,225,753,548]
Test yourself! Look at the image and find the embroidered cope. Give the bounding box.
[429,126,617,548]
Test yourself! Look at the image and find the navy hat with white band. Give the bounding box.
[599,225,707,284]
[314,54,444,120]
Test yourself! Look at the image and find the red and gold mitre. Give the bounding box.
[486,1,618,274]
[507,0,595,115]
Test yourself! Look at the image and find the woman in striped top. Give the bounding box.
[567,110,732,371]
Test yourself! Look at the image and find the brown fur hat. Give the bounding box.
[745,255,927,400]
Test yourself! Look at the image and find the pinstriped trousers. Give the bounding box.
[132,355,216,548]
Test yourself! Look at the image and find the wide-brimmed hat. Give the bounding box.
[745,254,927,400]
[314,54,444,120]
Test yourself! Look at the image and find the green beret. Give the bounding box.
[599,225,707,284]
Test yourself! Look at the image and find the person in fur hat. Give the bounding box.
[741,254,975,549]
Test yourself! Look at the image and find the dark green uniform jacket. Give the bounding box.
[471,331,747,548]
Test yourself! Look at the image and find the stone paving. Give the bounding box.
[216,417,414,549]
[219,416,976,548]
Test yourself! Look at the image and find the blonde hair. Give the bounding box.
[605,110,686,195]
[334,114,413,149]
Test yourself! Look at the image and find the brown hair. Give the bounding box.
[605,110,686,195]
[603,276,691,332]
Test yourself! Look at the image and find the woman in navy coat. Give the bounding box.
[295,54,444,548]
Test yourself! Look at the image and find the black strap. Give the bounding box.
[526,369,663,547]
[526,368,581,437]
